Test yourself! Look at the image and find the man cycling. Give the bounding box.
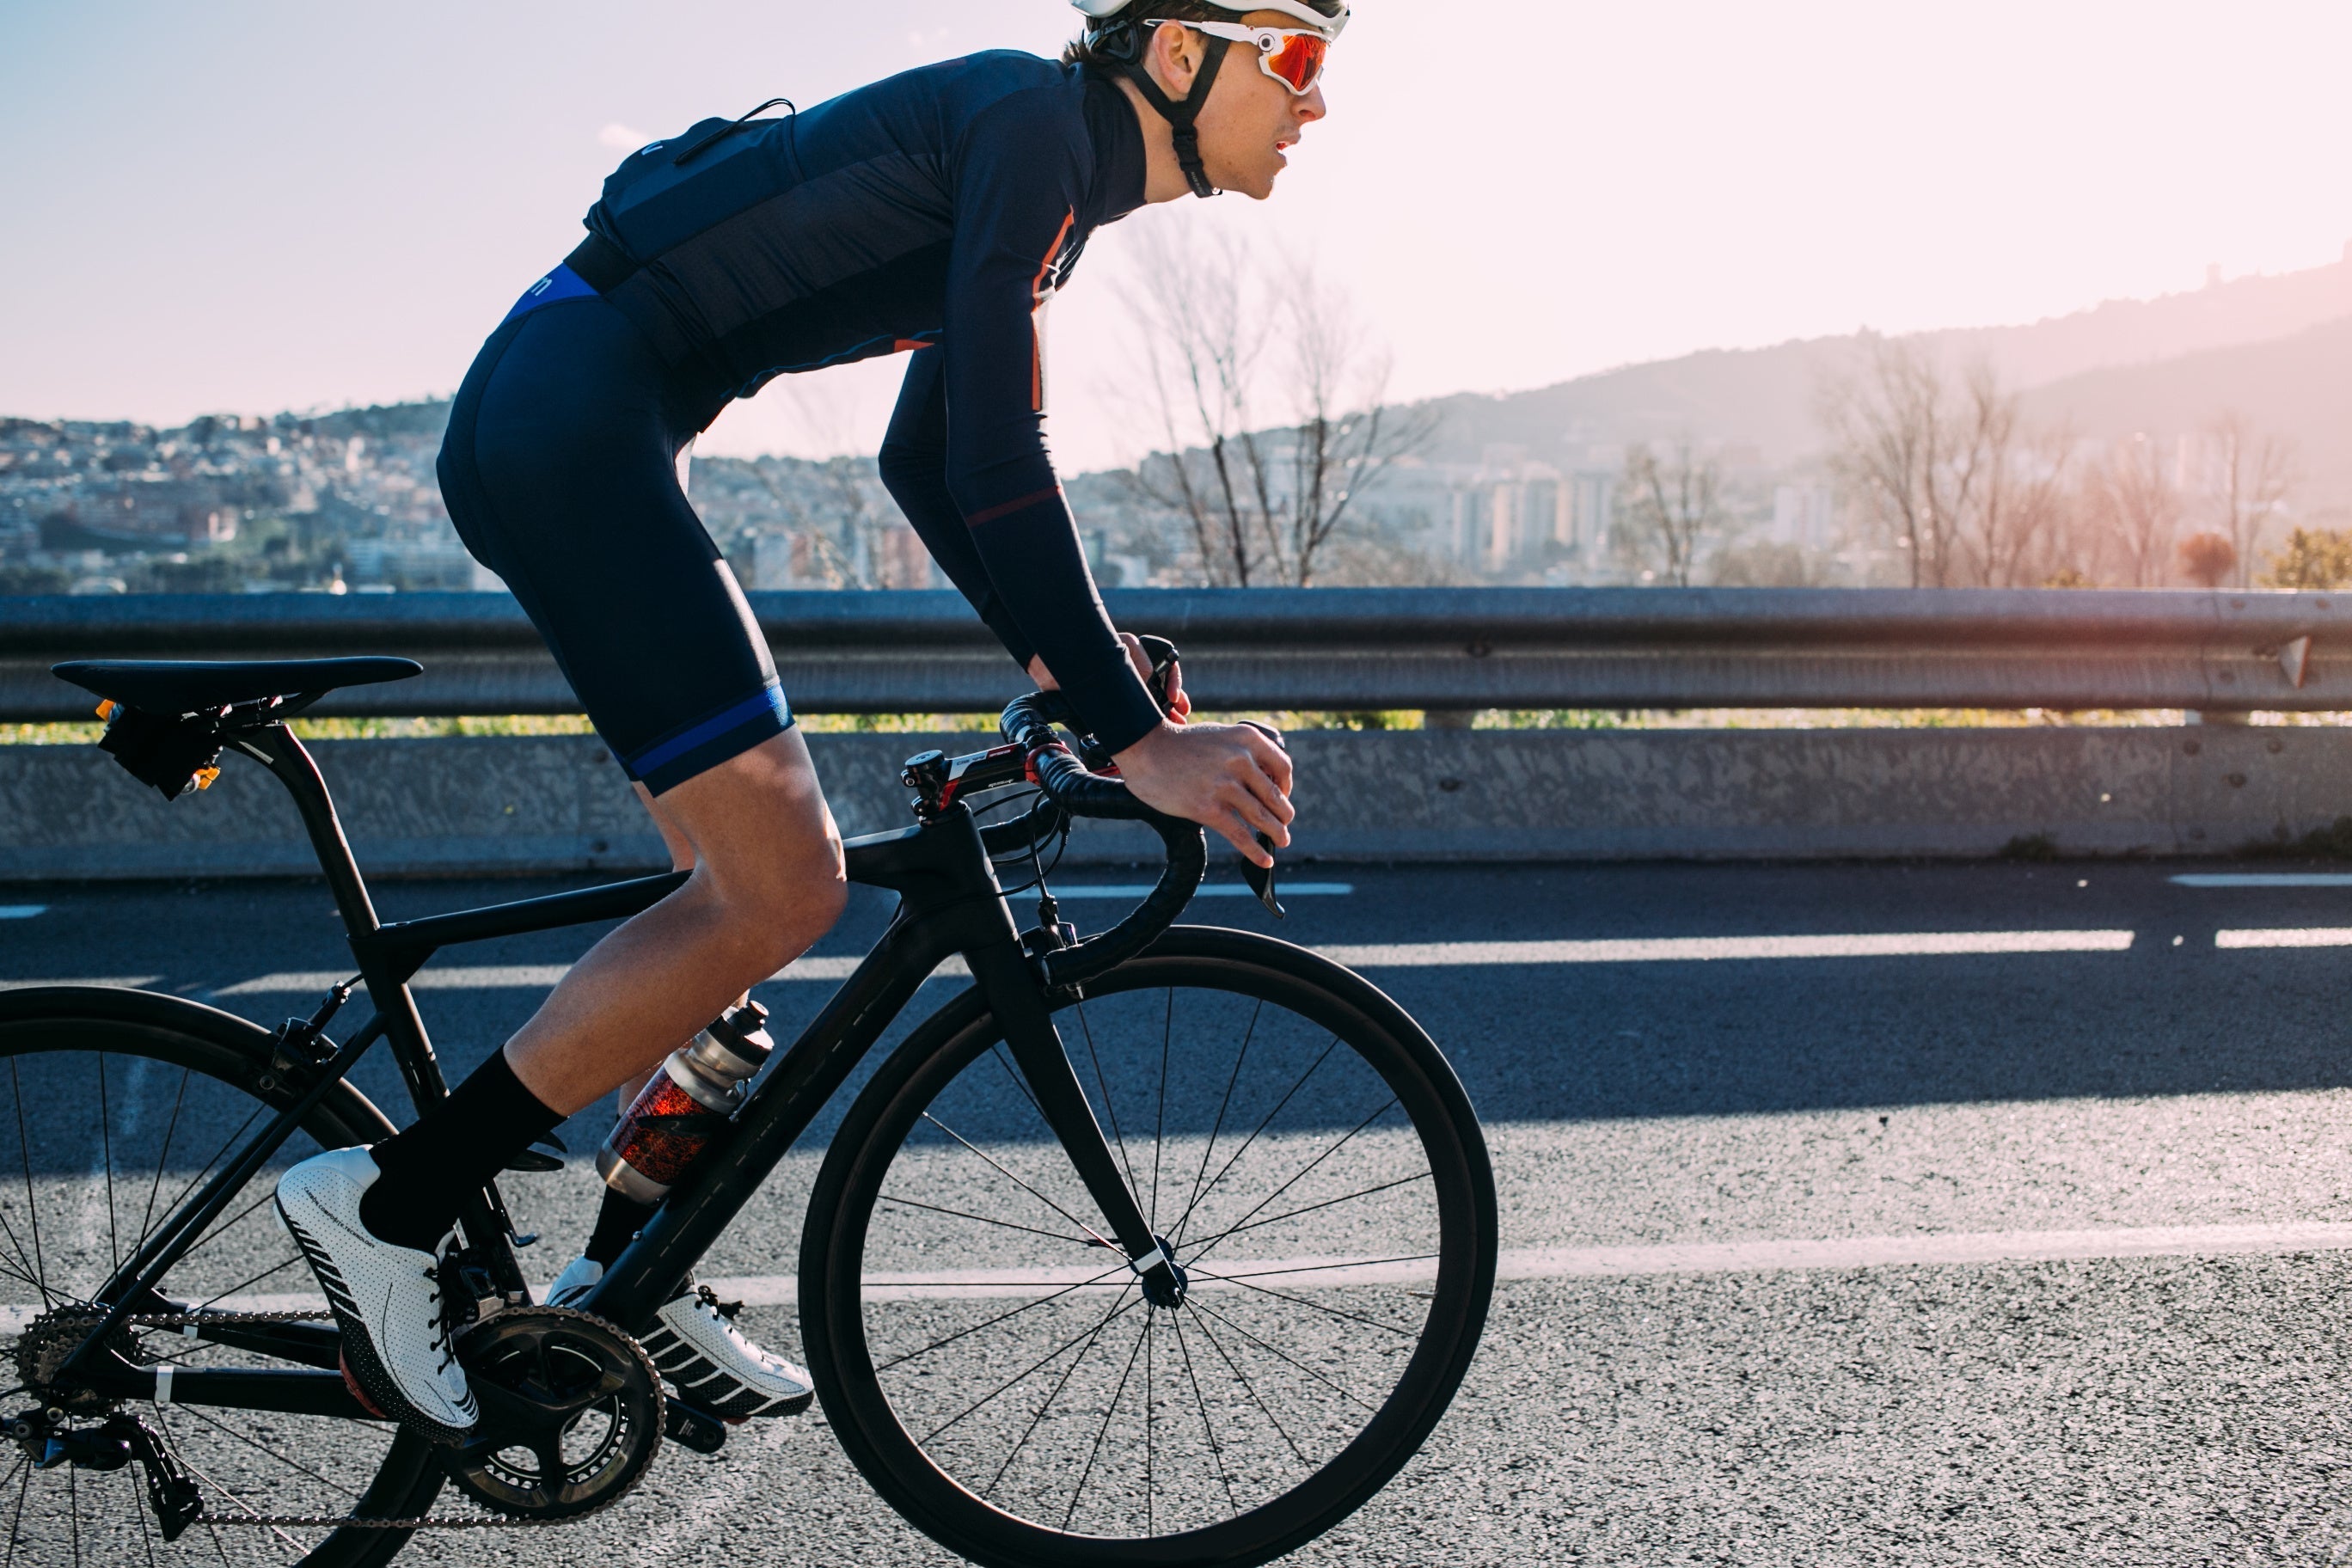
[273,0,1340,1444]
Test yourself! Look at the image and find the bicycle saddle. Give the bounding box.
[51,658,424,714]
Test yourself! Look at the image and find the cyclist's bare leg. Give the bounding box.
[505,728,848,1116]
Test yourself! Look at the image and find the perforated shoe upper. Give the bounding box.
[275,1147,477,1443]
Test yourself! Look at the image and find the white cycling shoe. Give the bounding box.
[275,1148,477,1446]
[548,1257,814,1420]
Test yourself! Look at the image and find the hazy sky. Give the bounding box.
[4,1,2349,473]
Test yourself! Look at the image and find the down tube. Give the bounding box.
[585,922,961,1326]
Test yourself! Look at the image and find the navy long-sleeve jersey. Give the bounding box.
[581,52,1164,753]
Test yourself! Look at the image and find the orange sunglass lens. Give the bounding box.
[1264,34,1326,92]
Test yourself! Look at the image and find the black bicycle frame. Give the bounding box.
[62,722,1173,1419]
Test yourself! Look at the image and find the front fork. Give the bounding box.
[965,944,1188,1305]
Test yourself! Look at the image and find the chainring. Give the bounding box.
[443,1307,664,1522]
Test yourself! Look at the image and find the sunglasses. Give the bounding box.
[1146,18,1332,95]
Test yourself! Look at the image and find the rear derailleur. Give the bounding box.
[5,1407,204,1540]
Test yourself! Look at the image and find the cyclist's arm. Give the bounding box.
[877,347,1039,675]
[937,89,1164,756]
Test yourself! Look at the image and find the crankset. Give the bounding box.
[444,1307,665,1521]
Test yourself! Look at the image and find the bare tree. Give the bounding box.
[1116,221,1432,586]
[1614,441,1721,586]
[2204,412,2296,589]
[1820,339,2018,589]
[2084,434,2183,587]
[1970,423,2079,587]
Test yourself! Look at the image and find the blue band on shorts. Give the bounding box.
[503,266,600,324]
[625,682,794,795]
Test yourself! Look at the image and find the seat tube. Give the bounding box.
[964,942,1160,1260]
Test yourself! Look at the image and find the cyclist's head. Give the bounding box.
[1068,2,1344,202]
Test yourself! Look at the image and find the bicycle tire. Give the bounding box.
[800,928,1498,1568]
[0,987,447,1567]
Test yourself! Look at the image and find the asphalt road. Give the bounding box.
[7,859,2352,1564]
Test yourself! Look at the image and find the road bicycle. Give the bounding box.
[0,648,1497,1566]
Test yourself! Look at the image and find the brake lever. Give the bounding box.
[1237,720,1289,919]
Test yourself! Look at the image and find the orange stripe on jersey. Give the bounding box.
[1030,209,1076,412]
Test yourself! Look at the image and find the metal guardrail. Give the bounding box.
[3,588,2349,720]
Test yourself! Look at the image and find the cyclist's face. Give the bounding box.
[1161,10,1331,201]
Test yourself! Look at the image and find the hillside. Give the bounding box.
[2020,315,2352,518]
[1419,247,2352,470]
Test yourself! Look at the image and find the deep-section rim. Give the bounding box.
[801,928,1498,1568]
[0,985,448,1567]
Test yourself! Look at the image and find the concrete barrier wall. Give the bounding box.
[2,726,2348,882]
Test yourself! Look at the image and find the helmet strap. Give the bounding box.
[1116,26,1232,199]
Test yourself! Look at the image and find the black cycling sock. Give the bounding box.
[584,1186,659,1268]
[358,1046,563,1252]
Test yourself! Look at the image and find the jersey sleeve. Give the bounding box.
[936,89,1164,754]
[877,348,1038,673]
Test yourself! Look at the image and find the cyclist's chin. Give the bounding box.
[1222,161,1283,200]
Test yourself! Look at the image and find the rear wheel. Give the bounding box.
[0,988,445,1565]
[801,928,1498,1568]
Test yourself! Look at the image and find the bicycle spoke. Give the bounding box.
[1172,1033,1344,1247]
[2,1455,25,1568]
[981,1283,1137,1498]
[1062,1306,1149,1533]
[10,1061,50,1308]
[1187,1302,1308,1468]
[0,1208,53,1311]
[1071,1001,1143,1203]
[173,1401,361,1499]
[179,1188,284,1273]
[1196,1251,1439,1284]
[988,1044,1050,1130]
[166,1411,309,1554]
[1188,1297,1379,1415]
[877,1262,1130,1373]
[1188,1265,1422,1339]
[1190,1172,1432,1252]
[1169,1310,1238,1511]
[921,1285,1142,1447]
[65,1459,76,1568]
[98,1053,119,1273]
[1144,1305,1156,1534]
[1178,999,1263,1239]
[136,1067,192,1254]
[131,1460,158,1568]
[193,1251,306,1313]
[1149,989,1173,1231]
[1183,1096,1402,1269]
[920,1113,1112,1249]
[876,1194,1099,1247]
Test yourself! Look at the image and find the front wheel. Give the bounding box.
[801,928,1498,1568]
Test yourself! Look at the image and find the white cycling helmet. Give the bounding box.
[1070,0,1348,37]
[1069,0,1349,197]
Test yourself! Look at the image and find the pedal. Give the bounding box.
[664,1397,729,1455]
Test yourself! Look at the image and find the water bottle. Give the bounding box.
[596,1001,774,1203]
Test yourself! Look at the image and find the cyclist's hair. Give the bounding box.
[1064,2,1344,68]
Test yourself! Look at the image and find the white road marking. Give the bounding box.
[0,977,162,991]
[2215,928,2352,950]
[8,1220,2344,1336]
[1317,931,2137,967]
[2172,874,2352,888]
[121,928,2165,999]
[1050,883,1354,899]
[0,907,46,920]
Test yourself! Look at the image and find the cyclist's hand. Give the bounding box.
[1028,636,1193,721]
[1112,722,1293,867]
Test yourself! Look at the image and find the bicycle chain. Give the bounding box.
[30,1309,583,1532]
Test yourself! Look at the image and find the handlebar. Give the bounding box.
[998,689,1206,991]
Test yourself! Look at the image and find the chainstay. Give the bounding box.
[39,1310,590,1531]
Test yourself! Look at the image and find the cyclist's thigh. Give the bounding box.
[438,297,789,796]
